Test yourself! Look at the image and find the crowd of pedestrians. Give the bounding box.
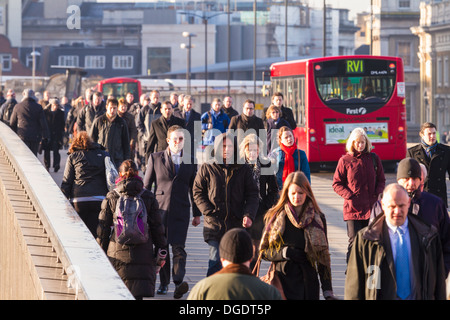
[1,86,449,301]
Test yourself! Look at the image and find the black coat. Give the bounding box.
[76,101,106,133]
[407,143,450,207]
[228,114,265,144]
[90,114,130,168]
[97,177,167,298]
[182,109,201,156]
[193,161,260,243]
[43,107,65,148]
[144,149,201,245]
[60,143,109,199]
[147,115,185,154]
[10,97,49,142]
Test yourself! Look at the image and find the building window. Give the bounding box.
[113,55,133,69]
[0,7,4,26]
[437,58,442,88]
[85,55,105,69]
[445,57,449,87]
[398,1,410,9]
[58,55,79,67]
[147,47,171,74]
[397,41,412,67]
[0,54,12,71]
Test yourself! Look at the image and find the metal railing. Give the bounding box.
[0,122,134,300]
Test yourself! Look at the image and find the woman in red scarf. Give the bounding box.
[269,126,311,190]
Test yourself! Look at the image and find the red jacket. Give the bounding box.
[332,151,385,220]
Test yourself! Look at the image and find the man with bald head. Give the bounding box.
[345,183,446,300]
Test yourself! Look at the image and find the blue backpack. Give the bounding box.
[113,189,148,245]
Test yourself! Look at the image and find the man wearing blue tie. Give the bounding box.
[144,125,201,299]
[345,183,446,300]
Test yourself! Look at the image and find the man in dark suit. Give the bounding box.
[407,122,450,207]
[144,125,201,299]
[228,99,265,146]
[146,100,185,156]
[181,95,201,158]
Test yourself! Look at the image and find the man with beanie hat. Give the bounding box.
[187,228,282,300]
[397,158,450,276]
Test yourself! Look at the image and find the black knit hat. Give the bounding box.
[219,228,253,264]
[397,157,421,180]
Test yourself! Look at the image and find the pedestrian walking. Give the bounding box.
[345,183,446,300]
[90,97,130,168]
[228,99,265,145]
[61,131,109,236]
[42,98,65,172]
[396,157,450,275]
[9,89,49,155]
[269,126,311,189]
[193,132,259,276]
[187,228,282,300]
[146,100,185,155]
[0,89,17,126]
[239,133,279,267]
[144,125,201,299]
[332,127,385,262]
[264,104,291,152]
[76,91,105,134]
[407,122,450,207]
[97,160,167,300]
[201,98,230,146]
[259,171,336,300]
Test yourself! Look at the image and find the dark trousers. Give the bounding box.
[23,140,39,156]
[346,219,369,262]
[72,201,103,237]
[44,144,61,170]
[159,244,187,286]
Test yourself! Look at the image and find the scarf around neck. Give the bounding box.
[259,202,331,275]
[279,142,298,183]
[421,139,438,158]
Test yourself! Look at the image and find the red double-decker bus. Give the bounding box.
[270,55,407,172]
[95,77,142,103]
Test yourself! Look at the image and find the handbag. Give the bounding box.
[105,155,118,192]
[252,253,286,300]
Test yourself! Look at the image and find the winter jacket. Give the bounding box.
[193,161,260,243]
[407,143,450,207]
[97,177,167,298]
[76,101,106,133]
[228,114,265,144]
[265,117,291,152]
[43,106,65,148]
[0,98,17,126]
[201,109,230,145]
[270,146,311,189]
[60,143,109,200]
[9,97,49,142]
[333,151,385,220]
[345,213,446,300]
[90,114,130,168]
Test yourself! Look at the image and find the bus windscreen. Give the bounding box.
[314,59,397,114]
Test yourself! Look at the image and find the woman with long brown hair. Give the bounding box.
[259,171,336,300]
[61,131,109,235]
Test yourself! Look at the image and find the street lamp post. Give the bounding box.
[180,11,230,104]
[181,32,197,95]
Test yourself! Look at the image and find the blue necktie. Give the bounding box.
[395,227,411,299]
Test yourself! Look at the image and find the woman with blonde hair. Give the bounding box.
[61,131,109,235]
[239,134,278,267]
[332,127,385,262]
[259,171,335,300]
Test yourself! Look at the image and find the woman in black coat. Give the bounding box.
[61,131,109,236]
[239,133,279,267]
[97,160,167,300]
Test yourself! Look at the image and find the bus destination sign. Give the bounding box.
[346,60,364,74]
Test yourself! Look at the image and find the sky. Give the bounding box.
[97,0,372,20]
